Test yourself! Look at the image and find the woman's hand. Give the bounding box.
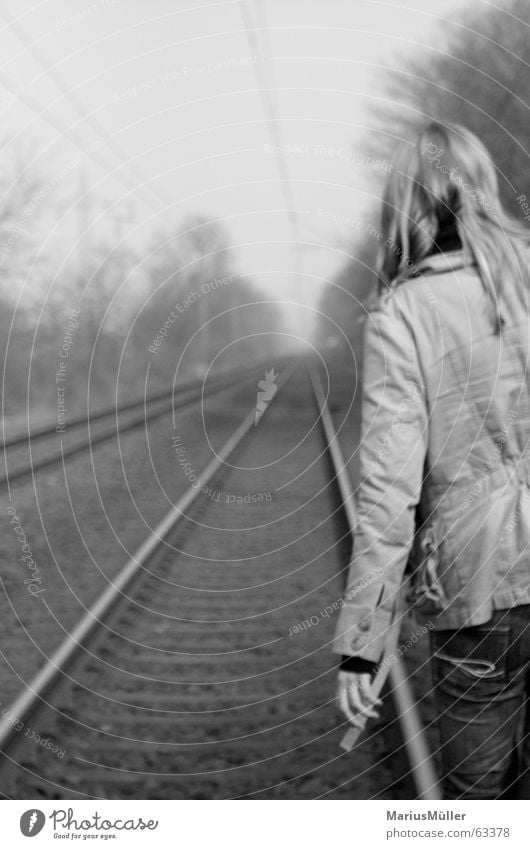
[337,670,382,728]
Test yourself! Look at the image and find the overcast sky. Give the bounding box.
[0,0,477,319]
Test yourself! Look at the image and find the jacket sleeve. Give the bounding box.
[332,290,428,663]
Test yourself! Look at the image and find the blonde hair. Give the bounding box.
[377,121,530,331]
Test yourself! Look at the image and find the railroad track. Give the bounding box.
[0,361,274,490]
[0,359,438,799]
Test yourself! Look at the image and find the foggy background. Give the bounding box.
[8,0,526,426]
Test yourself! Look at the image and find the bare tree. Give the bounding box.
[316,0,530,359]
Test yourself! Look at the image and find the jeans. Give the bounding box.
[430,605,530,799]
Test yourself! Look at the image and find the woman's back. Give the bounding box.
[397,250,530,478]
[379,247,530,625]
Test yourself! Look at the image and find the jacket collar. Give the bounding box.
[415,249,476,276]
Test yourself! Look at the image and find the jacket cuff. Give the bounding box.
[332,603,393,662]
[340,656,378,676]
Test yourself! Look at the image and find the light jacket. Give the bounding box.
[333,249,530,663]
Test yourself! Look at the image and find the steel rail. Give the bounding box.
[0,361,297,757]
[0,362,275,489]
[308,363,442,801]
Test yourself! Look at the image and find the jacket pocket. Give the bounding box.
[406,521,449,613]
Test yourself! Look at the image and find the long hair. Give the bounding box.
[376,121,530,332]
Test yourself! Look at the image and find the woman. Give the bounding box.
[334,121,530,799]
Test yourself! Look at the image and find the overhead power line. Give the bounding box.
[238,0,301,247]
